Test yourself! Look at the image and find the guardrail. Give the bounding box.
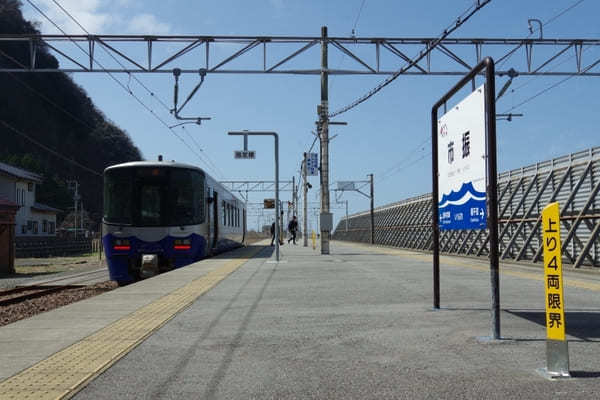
[333,146,600,268]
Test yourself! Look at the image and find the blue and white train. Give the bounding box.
[102,160,245,285]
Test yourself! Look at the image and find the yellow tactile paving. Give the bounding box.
[340,242,600,292]
[0,245,264,400]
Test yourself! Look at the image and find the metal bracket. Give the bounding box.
[171,67,211,124]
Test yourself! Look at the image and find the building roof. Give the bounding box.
[31,202,61,214]
[0,161,42,183]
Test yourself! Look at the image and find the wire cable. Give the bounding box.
[329,0,367,92]
[328,0,492,118]
[48,0,222,176]
[27,0,220,176]
[0,119,103,177]
[502,51,599,113]
[497,0,587,69]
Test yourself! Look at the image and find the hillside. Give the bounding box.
[0,0,143,227]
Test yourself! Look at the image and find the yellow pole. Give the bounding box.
[539,202,570,378]
[311,230,316,250]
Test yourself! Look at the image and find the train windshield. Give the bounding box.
[104,167,205,226]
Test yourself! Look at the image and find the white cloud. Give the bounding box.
[127,13,171,35]
[23,0,170,35]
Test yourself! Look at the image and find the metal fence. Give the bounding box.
[333,146,600,268]
[15,237,94,258]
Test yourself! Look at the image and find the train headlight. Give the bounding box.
[113,239,131,251]
[173,238,191,250]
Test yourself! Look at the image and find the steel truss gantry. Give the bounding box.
[220,180,293,193]
[333,146,600,268]
[1,34,600,77]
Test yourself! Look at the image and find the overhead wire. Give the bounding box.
[27,0,221,177]
[0,119,103,177]
[376,136,432,183]
[48,0,223,178]
[329,0,367,92]
[0,48,105,177]
[0,48,97,131]
[497,0,587,70]
[502,51,599,113]
[496,1,595,113]
[328,0,493,118]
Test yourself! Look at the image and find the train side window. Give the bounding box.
[222,201,226,225]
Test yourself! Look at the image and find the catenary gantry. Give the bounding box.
[1,35,599,76]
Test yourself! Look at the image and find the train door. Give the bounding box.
[212,191,219,249]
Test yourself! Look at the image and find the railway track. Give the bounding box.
[0,269,112,308]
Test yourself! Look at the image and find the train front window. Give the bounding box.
[104,169,133,225]
[139,185,162,225]
[104,167,205,227]
[168,169,203,226]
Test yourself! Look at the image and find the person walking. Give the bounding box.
[287,216,298,245]
[270,221,276,246]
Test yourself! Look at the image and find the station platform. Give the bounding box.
[1,240,599,399]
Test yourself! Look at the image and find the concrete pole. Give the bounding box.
[292,176,296,217]
[74,182,78,239]
[320,25,330,255]
[345,200,348,232]
[274,135,280,261]
[369,173,374,244]
[303,153,308,247]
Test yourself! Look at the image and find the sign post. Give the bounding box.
[229,130,280,261]
[431,57,499,339]
[538,202,570,379]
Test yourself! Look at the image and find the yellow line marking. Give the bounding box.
[0,245,264,400]
[335,241,600,292]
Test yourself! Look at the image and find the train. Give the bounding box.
[102,159,246,285]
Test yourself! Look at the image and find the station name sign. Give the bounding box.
[234,150,256,159]
[437,84,487,231]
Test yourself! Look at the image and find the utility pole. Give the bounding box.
[369,173,374,244]
[292,176,296,217]
[345,200,349,232]
[68,180,80,239]
[319,25,330,255]
[303,153,308,247]
[80,200,84,236]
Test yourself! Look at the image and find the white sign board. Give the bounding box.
[306,153,319,176]
[337,181,356,191]
[437,84,487,230]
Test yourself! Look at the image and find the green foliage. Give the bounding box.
[0,0,143,224]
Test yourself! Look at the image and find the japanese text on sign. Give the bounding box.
[306,153,319,176]
[542,202,566,341]
[437,85,487,230]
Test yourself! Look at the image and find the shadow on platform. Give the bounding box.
[214,245,274,260]
[505,309,600,341]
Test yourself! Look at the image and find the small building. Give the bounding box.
[0,196,19,274]
[0,161,61,237]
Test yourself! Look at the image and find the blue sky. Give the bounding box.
[22,0,600,231]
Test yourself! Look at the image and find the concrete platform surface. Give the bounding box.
[58,240,600,399]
